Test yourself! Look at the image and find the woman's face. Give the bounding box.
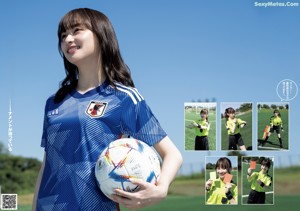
[229,112,235,119]
[60,25,99,65]
[261,165,269,173]
[216,166,228,179]
[200,113,207,120]
[274,112,279,117]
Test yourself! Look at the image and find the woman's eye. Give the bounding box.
[73,28,82,34]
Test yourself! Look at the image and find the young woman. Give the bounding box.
[32,8,182,211]
[205,157,238,205]
[192,109,210,150]
[247,159,272,204]
[263,109,284,148]
[224,107,247,151]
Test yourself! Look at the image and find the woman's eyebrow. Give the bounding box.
[70,23,84,28]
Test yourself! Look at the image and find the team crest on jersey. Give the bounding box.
[85,101,108,118]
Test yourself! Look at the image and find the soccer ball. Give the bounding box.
[95,138,161,198]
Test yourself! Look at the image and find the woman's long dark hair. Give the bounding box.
[54,8,134,103]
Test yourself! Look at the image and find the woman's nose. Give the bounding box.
[65,34,74,43]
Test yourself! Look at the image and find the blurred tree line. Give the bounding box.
[242,156,273,166]
[206,151,245,171]
[257,104,289,110]
[0,142,41,194]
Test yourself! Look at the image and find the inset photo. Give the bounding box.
[221,103,252,151]
[184,103,216,151]
[205,156,238,205]
[257,103,289,151]
[242,156,274,205]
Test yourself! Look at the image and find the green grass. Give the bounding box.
[121,195,202,211]
[17,206,32,211]
[185,111,216,150]
[17,195,300,211]
[241,162,274,204]
[221,111,253,150]
[257,109,289,150]
[17,167,300,210]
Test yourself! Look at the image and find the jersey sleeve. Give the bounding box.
[40,100,49,151]
[264,175,272,186]
[120,98,167,146]
[270,116,274,127]
[238,118,245,125]
[248,172,258,182]
[206,122,210,131]
[225,120,230,131]
[232,184,238,201]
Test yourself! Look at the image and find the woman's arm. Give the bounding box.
[225,183,237,204]
[247,168,253,182]
[32,152,46,211]
[112,136,182,210]
[153,136,183,193]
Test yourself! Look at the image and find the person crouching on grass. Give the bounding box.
[224,107,247,151]
[192,109,210,150]
[205,157,237,205]
[247,159,272,204]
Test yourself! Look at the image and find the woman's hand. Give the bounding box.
[225,182,232,193]
[111,179,167,210]
[247,168,252,175]
[193,122,198,127]
[205,179,213,191]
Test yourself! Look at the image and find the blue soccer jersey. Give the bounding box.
[37,80,167,211]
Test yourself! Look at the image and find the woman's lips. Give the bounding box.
[67,46,80,54]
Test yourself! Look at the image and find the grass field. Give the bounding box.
[241,162,274,204]
[185,110,216,150]
[221,111,252,150]
[257,109,289,150]
[18,195,300,211]
[16,167,300,210]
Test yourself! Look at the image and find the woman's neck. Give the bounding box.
[76,58,106,94]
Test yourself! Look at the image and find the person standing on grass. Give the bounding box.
[247,159,272,204]
[224,107,247,151]
[192,109,210,150]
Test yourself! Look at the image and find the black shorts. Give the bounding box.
[247,189,266,204]
[270,126,281,134]
[228,133,244,150]
[195,136,209,150]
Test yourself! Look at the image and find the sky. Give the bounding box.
[1,0,300,172]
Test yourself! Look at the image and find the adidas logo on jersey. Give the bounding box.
[86,101,108,118]
[47,109,59,116]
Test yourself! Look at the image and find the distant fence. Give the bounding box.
[177,154,300,176]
